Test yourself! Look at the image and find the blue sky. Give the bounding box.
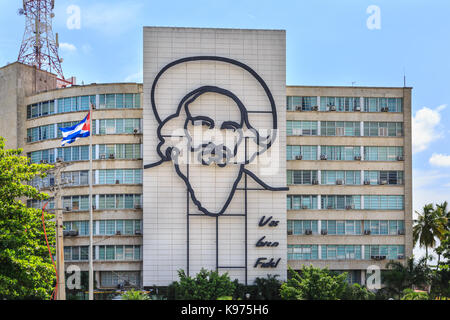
[1,0,449,259]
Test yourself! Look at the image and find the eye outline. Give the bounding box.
[220,121,241,131]
[190,116,215,129]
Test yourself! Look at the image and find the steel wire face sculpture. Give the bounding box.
[145,56,287,217]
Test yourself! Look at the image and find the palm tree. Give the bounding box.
[383,257,430,299]
[435,201,449,264]
[413,204,447,264]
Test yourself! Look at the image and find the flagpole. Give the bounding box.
[88,103,94,300]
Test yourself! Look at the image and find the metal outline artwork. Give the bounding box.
[144,56,288,217]
[144,56,288,284]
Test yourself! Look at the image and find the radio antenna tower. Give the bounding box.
[17,0,65,80]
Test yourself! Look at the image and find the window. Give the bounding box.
[63,221,90,236]
[320,97,361,112]
[321,171,361,185]
[27,149,56,164]
[321,220,362,235]
[287,170,318,185]
[321,195,361,210]
[27,198,55,210]
[287,195,318,210]
[57,145,90,161]
[100,271,140,288]
[363,122,403,137]
[61,171,90,186]
[95,245,141,261]
[365,245,405,259]
[97,144,142,160]
[97,194,142,210]
[64,246,89,261]
[286,96,318,111]
[363,195,404,210]
[288,245,318,260]
[321,122,360,136]
[287,146,318,160]
[363,171,404,185]
[94,220,141,235]
[363,98,403,112]
[287,220,319,235]
[98,94,141,109]
[27,100,56,119]
[27,124,56,142]
[321,146,360,161]
[287,121,318,136]
[96,119,141,135]
[321,245,362,260]
[62,195,89,211]
[364,146,403,161]
[96,169,142,185]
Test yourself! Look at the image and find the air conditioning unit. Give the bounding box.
[379,255,386,260]
[133,128,140,134]
[301,205,309,209]
[134,204,142,209]
[92,205,96,210]
[327,205,333,209]
[336,179,343,185]
[397,156,404,161]
[355,106,361,111]
[56,157,63,163]
[379,180,388,185]
[27,136,32,143]
[304,229,313,235]
[292,128,303,136]
[345,205,353,210]
[354,155,362,161]
[63,230,78,237]
[287,230,293,235]
[371,255,380,260]
[320,154,328,160]
[398,254,405,259]
[381,107,389,112]
[109,154,115,159]
[328,105,336,111]
[100,154,106,160]
[363,180,371,185]
[295,106,303,111]
[312,179,319,185]
[116,231,122,236]
[40,160,48,164]
[321,229,328,235]
[65,206,71,211]
[364,230,371,235]
[135,230,142,235]
[398,229,405,235]
[295,155,303,160]
[312,105,319,111]
[115,180,120,184]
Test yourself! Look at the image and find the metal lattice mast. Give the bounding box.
[17,0,65,79]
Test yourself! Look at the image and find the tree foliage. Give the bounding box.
[168,269,236,300]
[280,266,349,300]
[400,288,429,300]
[0,137,55,299]
[121,289,150,300]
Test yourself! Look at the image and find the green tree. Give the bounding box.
[383,257,431,299]
[252,274,282,300]
[413,204,447,264]
[341,283,375,300]
[121,289,150,300]
[0,137,55,299]
[280,266,348,300]
[169,269,236,300]
[400,288,429,300]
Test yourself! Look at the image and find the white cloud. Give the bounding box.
[429,153,450,167]
[412,105,446,153]
[59,42,77,52]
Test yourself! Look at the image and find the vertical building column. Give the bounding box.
[317,145,321,160]
[317,121,321,136]
[317,195,321,210]
[360,121,364,136]
[318,170,321,184]
[360,146,364,161]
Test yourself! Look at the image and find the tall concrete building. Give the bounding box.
[0,27,412,294]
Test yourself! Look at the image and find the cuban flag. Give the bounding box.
[59,112,91,146]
